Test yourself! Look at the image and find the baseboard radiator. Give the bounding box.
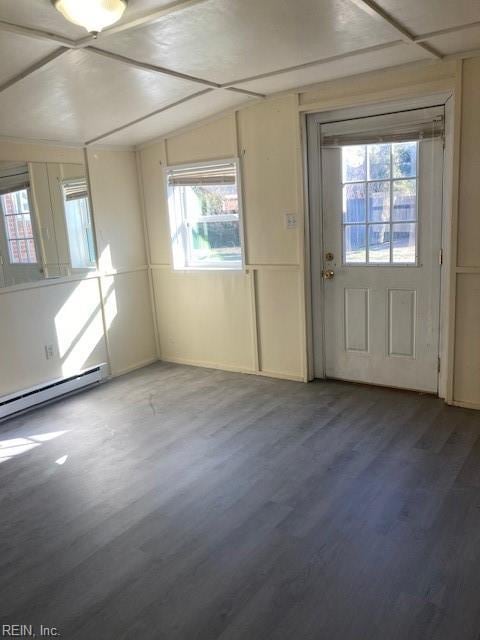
[0,364,109,421]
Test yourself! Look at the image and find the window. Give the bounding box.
[166,160,243,270]
[0,187,38,264]
[62,179,96,269]
[342,141,418,265]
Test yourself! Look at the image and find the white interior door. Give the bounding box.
[318,108,443,393]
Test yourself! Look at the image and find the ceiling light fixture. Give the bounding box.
[53,0,127,36]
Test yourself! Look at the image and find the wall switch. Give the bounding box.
[44,344,54,360]
[285,213,297,230]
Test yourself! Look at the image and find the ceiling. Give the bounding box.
[0,0,479,147]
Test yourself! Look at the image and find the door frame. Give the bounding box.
[305,92,455,398]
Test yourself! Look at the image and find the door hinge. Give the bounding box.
[438,357,441,373]
[439,248,443,265]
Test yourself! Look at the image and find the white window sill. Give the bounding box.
[172,264,244,272]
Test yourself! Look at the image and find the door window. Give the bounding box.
[342,141,418,265]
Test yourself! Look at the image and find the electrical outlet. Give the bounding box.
[44,344,54,360]
[285,213,297,230]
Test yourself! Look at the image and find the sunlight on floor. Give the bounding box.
[0,430,70,464]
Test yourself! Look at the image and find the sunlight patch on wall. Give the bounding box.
[54,257,116,377]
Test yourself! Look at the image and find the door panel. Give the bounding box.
[318,117,443,393]
[388,289,416,357]
[344,288,369,352]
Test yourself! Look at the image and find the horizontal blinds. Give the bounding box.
[0,171,29,196]
[63,179,88,201]
[321,107,444,147]
[168,162,236,186]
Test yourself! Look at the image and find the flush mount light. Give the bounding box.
[53,0,127,35]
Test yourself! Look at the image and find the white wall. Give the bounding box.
[3,55,480,408]
[138,55,480,407]
[86,148,157,376]
[0,142,156,397]
[140,98,307,381]
[452,57,480,407]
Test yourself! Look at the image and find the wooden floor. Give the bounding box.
[1,363,480,639]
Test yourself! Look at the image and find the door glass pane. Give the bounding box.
[392,223,416,263]
[392,142,417,178]
[343,183,366,223]
[344,224,366,263]
[368,224,390,263]
[393,179,416,221]
[368,181,390,222]
[342,146,366,182]
[368,144,390,180]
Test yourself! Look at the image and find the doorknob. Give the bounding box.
[322,269,335,280]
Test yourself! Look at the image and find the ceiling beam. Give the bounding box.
[86,47,265,97]
[225,87,266,99]
[414,20,480,43]
[0,47,70,94]
[0,0,215,51]
[87,46,221,88]
[348,0,443,59]
[0,19,76,47]
[0,12,477,54]
[76,0,213,47]
[85,88,214,145]
[223,41,405,88]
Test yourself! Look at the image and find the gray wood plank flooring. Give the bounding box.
[1,362,480,639]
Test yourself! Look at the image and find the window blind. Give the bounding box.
[0,171,29,196]
[321,107,444,148]
[167,162,236,186]
[63,179,89,201]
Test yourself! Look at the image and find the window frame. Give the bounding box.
[0,186,39,266]
[165,158,246,271]
[60,178,97,273]
[341,141,420,267]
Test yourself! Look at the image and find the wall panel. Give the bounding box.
[87,148,147,271]
[165,115,236,165]
[139,141,171,265]
[102,269,157,376]
[237,95,300,265]
[453,274,480,405]
[255,269,303,378]
[152,268,255,372]
[0,279,107,396]
[457,57,480,268]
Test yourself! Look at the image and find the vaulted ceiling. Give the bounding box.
[1,0,479,147]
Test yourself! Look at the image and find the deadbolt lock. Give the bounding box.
[325,252,334,261]
[322,269,335,280]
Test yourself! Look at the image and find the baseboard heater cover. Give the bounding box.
[0,363,109,420]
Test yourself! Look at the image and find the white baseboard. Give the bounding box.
[111,356,159,378]
[159,356,305,382]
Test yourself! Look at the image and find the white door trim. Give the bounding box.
[305,92,454,398]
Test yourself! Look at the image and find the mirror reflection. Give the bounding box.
[0,161,96,288]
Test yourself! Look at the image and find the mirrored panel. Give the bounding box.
[0,161,96,287]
